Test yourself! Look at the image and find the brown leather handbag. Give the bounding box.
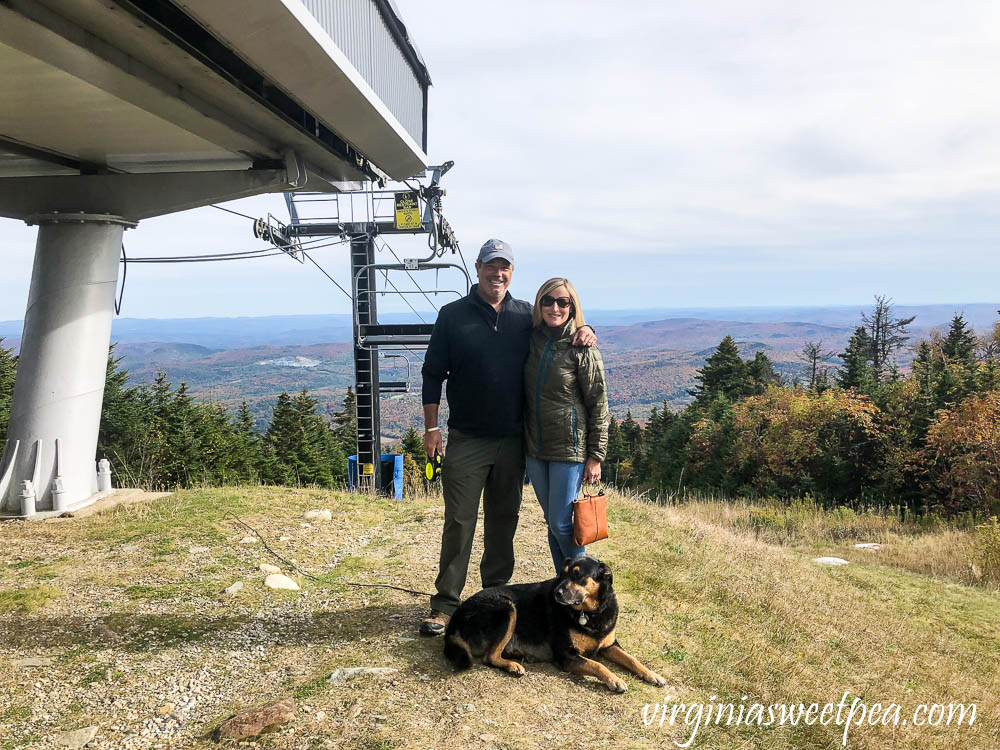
[572,488,609,546]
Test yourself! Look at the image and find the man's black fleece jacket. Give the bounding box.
[421,285,533,437]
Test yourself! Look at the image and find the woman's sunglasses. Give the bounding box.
[540,295,572,309]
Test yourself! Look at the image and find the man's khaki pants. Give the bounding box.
[430,429,524,615]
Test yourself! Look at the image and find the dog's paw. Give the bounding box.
[506,661,526,676]
[645,671,667,687]
[606,676,628,694]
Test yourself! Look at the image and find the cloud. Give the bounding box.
[2,0,999,319]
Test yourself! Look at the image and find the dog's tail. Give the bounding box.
[443,633,473,671]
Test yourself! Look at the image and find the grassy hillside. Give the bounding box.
[0,488,997,749]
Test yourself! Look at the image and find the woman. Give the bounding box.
[523,277,609,573]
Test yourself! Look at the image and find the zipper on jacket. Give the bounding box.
[534,336,554,458]
[541,344,557,384]
[470,287,503,331]
[572,408,578,453]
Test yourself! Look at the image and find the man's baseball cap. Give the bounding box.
[477,238,514,265]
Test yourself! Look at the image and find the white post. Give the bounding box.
[0,213,133,515]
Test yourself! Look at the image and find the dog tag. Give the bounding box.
[578,612,587,627]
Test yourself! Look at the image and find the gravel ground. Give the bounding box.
[0,487,666,750]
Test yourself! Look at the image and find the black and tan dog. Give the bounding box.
[443,556,665,693]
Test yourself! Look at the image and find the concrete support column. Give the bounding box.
[0,213,134,516]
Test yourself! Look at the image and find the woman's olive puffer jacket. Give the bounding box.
[523,320,609,462]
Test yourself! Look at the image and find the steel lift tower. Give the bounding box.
[280,163,468,492]
[0,0,432,518]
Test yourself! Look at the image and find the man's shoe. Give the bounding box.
[419,609,450,637]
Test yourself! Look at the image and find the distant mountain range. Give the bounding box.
[1,302,997,350]
[2,303,996,439]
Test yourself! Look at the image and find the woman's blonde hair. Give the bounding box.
[532,277,586,328]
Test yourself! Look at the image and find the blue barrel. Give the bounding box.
[348,455,359,489]
[348,454,404,499]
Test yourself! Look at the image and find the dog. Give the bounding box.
[443,556,666,693]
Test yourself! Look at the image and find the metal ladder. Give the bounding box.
[278,164,469,492]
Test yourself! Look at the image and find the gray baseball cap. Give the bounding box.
[477,238,514,265]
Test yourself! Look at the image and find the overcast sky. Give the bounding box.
[2,0,1000,320]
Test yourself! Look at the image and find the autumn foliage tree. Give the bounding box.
[728,387,894,504]
[922,391,1000,515]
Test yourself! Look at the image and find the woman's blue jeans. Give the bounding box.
[525,456,586,573]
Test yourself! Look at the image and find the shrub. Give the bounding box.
[729,387,893,504]
[972,516,1000,587]
[922,391,1000,515]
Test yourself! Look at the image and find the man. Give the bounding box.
[419,239,595,636]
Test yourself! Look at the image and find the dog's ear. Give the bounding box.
[599,562,613,584]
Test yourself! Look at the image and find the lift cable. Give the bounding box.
[210,204,257,221]
[455,242,471,278]
[115,242,127,315]
[123,235,351,263]
[375,236,439,312]
[301,250,352,301]
[379,268,427,324]
[126,251,284,263]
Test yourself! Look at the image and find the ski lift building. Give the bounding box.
[0,0,432,518]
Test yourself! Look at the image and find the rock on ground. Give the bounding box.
[214,698,296,742]
[53,725,98,748]
[326,667,397,684]
[303,509,333,521]
[812,557,849,566]
[259,563,281,574]
[224,581,244,596]
[13,656,54,668]
[264,573,300,591]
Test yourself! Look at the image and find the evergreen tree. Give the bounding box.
[644,403,703,496]
[941,314,977,365]
[747,351,780,394]
[332,386,357,457]
[97,347,151,486]
[633,403,675,483]
[197,402,237,484]
[265,391,301,485]
[166,382,203,486]
[976,317,1000,392]
[837,327,874,391]
[632,407,659,482]
[145,371,175,486]
[323,428,348,484]
[0,339,17,444]
[401,426,424,463]
[911,341,934,393]
[690,336,749,403]
[230,400,266,483]
[266,389,345,487]
[603,416,628,485]
[645,406,663,447]
[861,295,915,383]
[291,388,330,486]
[620,410,643,459]
[986,320,1000,362]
